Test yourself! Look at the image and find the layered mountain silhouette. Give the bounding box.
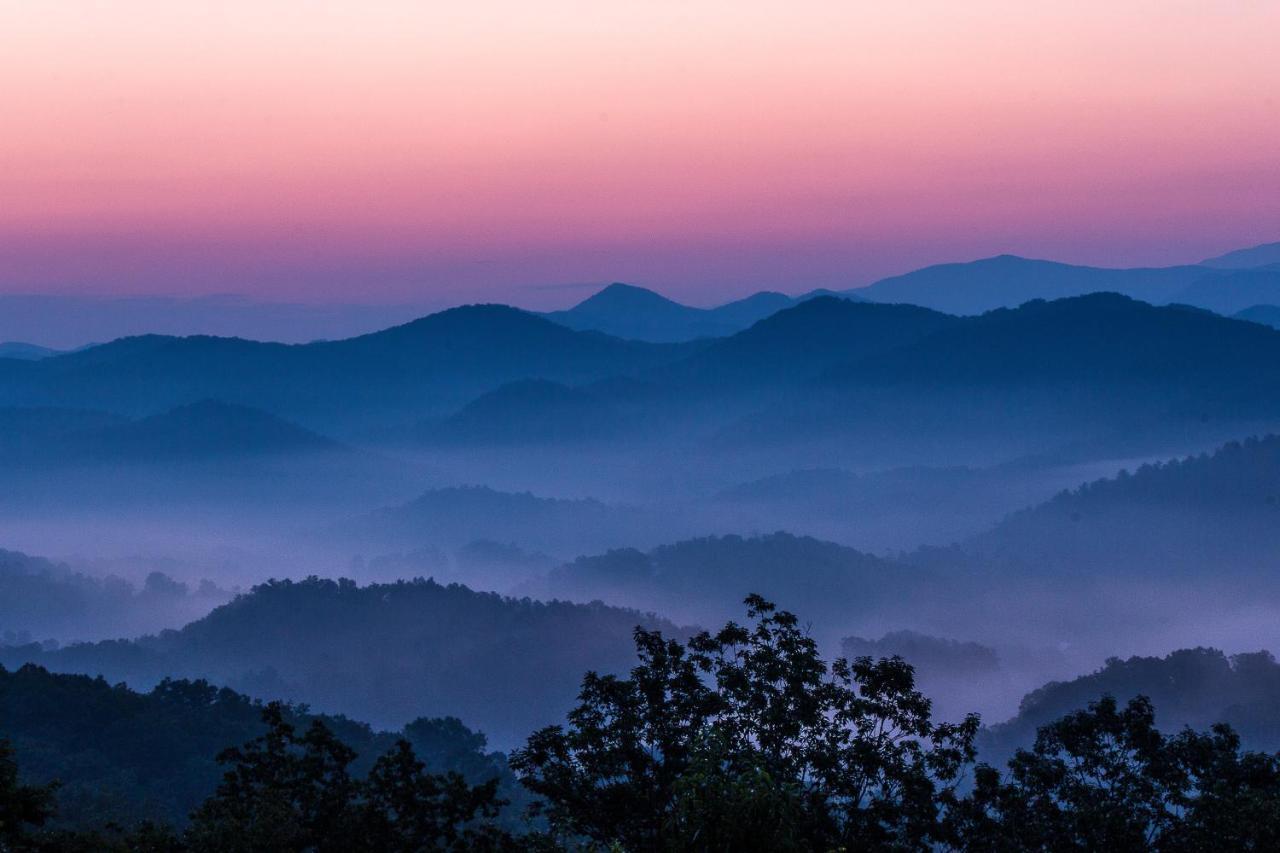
[1171,268,1280,314]
[981,648,1280,758]
[852,255,1210,314]
[1200,240,1280,269]
[541,282,839,342]
[0,305,701,433]
[1236,304,1280,328]
[0,400,341,465]
[421,379,625,445]
[656,296,955,388]
[323,485,675,557]
[960,434,1280,576]
[0,576,683,748]
[528,531,922,633]
[0,342,60,360]
[824,293,1280,401]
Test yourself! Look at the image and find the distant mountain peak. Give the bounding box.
[1200,240,1280,270]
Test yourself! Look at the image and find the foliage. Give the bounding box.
[512,594,979,851]
[185,704,517,852]
[946,695,1280,851]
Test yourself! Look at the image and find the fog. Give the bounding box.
[5,291,1280,752]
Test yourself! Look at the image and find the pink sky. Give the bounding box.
[2,1,1278,308]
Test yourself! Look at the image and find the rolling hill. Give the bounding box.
[658,296,956,388]
[528,531,923,634]
[0,305,700,433]
[541,282,817,342]
[1171,269,1280,314]
[851,255,1209,314]
[0,576,682,749]
[1200,240,1280,269]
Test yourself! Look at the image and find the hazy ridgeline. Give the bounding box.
[6,247,1280,839]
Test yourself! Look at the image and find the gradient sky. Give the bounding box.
[3,1,1278,309]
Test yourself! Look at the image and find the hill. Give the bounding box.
[825,294,1280,405]
[851,255,1207,314]
[0,663,517,829]
[659,296,956,388]
[422,379,625,445]
[963,434,1280,577]
[1200,240,1280,269]
[0,305,699,433]
[0,401,343,466]
[323,485,669,559]
[528,531,921,634]
[1236,304,1280,329]
[0,342,60,360]
[0,577,682,748]
[0,548,229,642]
[982,648,1280,759]
[542,282,812,342]
[1171,269,1280,314]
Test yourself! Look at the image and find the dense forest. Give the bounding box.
[6,597,1280,851]
[0,577,682,747]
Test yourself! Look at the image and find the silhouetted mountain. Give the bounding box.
[0,293,436,350]
[0,663,519,830]
[530,531,921,633]
[660,296,955,387]
[77,400,344,460]
[0,342,59,360]
[852,255,1208,314]
[324,485,668,559]
[826,294,1280,406]
[0,547,230,642]
[0,305,699,433]
[1172,269,1280,314]
[541,282,823,342]
[0,401,342,465]
[963,434,1280,576]
[422,379,625,445]
[983,648,1280,758]
[1200,240,1280,269]
[0,577,683,748]
[1236,304,1280,329]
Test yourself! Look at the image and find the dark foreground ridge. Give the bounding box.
[5,596,1280,851]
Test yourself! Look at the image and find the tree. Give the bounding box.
[512,594,979,851]
[945,695,1280,851]
[185,703,516,852]
[0,738,55,851]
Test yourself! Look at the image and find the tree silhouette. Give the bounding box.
[512,594,979,851]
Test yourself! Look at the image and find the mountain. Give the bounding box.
[825,293,1280,404]
[0,548,229,643]
[982,648,1280,759]
[542,282,816,342]
[1236,304,1280,329]
[322,485,674,561]
[0,663,518,830]
[1171,269,1280,314]
[961,434,1280,577]
[0,305,700,433]
[0,400,342,465]
[0,342,60,360]
[0,577,682,749]
[422,379,625,445]
[659,296,956,388]
[1200,240,1280,269]
[528,531,922,634]
[0,293,435,350]
[75,400,344,460]
[851,255,1209,314]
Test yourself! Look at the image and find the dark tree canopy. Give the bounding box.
[512,594,980,851]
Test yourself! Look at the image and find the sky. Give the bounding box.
[2,1,1279,309]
